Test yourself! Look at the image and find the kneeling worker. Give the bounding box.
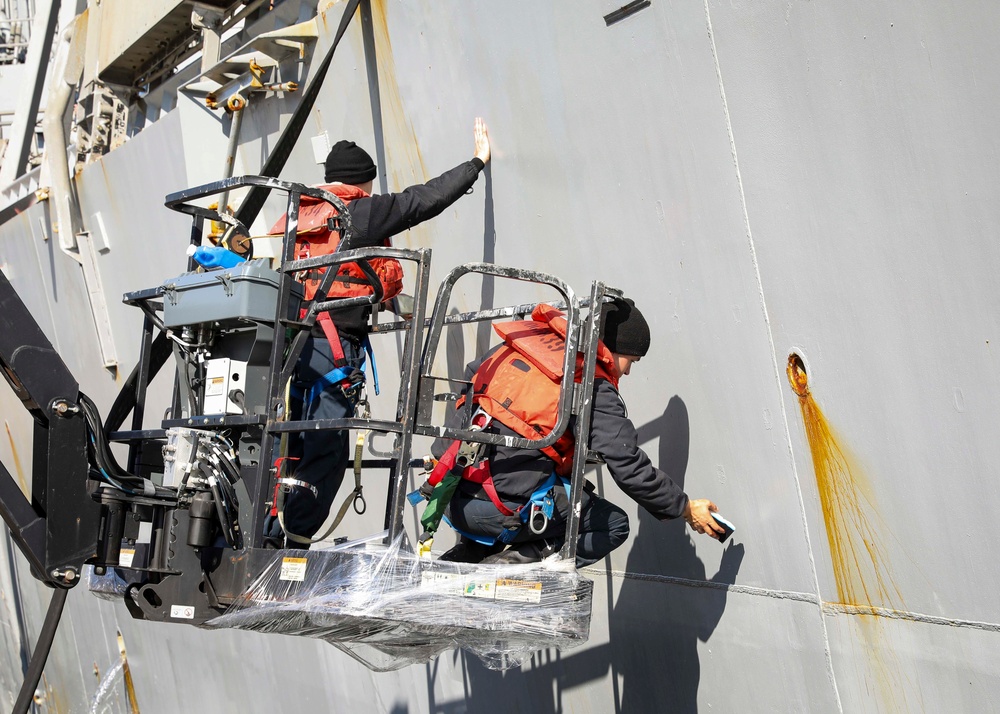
[429,297,726,566]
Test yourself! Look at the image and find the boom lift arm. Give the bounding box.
[0,269,105,714]
[0,270,102,587]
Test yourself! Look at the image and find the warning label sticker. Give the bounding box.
[118,549,135,568]
[495,579,543,604]
[205,376,225,396]
[420,570,465,596]
[279,557,308,582]
[170,605,195,620]
[421,571,539,601]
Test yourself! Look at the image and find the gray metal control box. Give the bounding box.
[161,260,301,328]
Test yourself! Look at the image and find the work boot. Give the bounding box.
[437,538,503,563]
[262,535,285,550]
[262,514,284,549]
[481,541,550,565]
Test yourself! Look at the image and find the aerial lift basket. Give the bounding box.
[72,176,615,670]
[205,261,615,670]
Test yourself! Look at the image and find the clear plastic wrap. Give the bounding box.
[207,532,593,671]
[86,564,131,601]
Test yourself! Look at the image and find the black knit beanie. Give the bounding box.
[600,297,651,357]
[324,140,377,184]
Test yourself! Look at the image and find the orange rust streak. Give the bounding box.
[118,630,141,713]
[799,395,904,608]
[369,0,430,190]
[5,421,29,496]
[787,354,915,711]
[786,355,904,610]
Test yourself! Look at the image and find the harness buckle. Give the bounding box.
[498,526,521,544]
[339,368,365,400]
[278,477,318,499]
[455,408,493,469]
[454,440,483,470]
[498,513,523,543]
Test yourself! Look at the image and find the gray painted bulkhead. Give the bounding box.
[1,0,999,711]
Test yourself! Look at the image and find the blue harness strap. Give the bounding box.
[291,335,380,406]
[433,472,572,546]
[441,515,497,546]
[291,357,364,406]
[290,364,352,406]
[521,473,572,524]
[363,335,379,396]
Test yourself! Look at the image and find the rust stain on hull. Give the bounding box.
[787,354,919,712]
[786,354,903,609]
[32,672,66,714]
[369,0,431,250]
[5,420,29,496]
[119,630,141,713]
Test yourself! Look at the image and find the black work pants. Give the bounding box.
[277,333,364,542]
[446,489,630,568]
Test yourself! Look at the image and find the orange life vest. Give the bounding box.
[465,303,620,475]
[268,183,404,303]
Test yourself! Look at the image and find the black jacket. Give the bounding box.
[332,158,484,334]
[347,158,484,248]
[434,351,689,521]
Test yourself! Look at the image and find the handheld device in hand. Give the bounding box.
[711,513,736,543]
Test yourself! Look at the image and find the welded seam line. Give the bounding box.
[583,566,818,603]
[589,565,1000,632]
[822,603,1000,632]
[702,2,843,710]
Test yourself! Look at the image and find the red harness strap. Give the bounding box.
[427,440,461,487]
[426,438,516,517]
[427,410,491,486]
[316,312,347,366]
[270,456,300,517]
[461,460,516,517]
[296,303,348,368]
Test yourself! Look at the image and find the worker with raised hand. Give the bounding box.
[432,297,726,566]
[266,118,492,548]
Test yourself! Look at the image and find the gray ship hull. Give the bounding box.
[2,1,999,711]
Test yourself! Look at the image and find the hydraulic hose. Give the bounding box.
[81,393,170,497]
[12,586,68,714]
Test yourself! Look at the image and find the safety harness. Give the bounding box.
[407,425,573,555]
[267,182,404,306]
[408,304,618,556]
[268,181,397,404]
[265,183,402,544]
[289,313,381,407]
[273,319,375,545]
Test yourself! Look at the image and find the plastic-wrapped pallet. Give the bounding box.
[207,531,593,671]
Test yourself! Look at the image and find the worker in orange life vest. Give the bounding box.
[435,297,726,566]
[266,118,492,548]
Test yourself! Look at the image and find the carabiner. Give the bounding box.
[529,504,549,534]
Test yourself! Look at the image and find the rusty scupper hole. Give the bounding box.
[786,353,809,397]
